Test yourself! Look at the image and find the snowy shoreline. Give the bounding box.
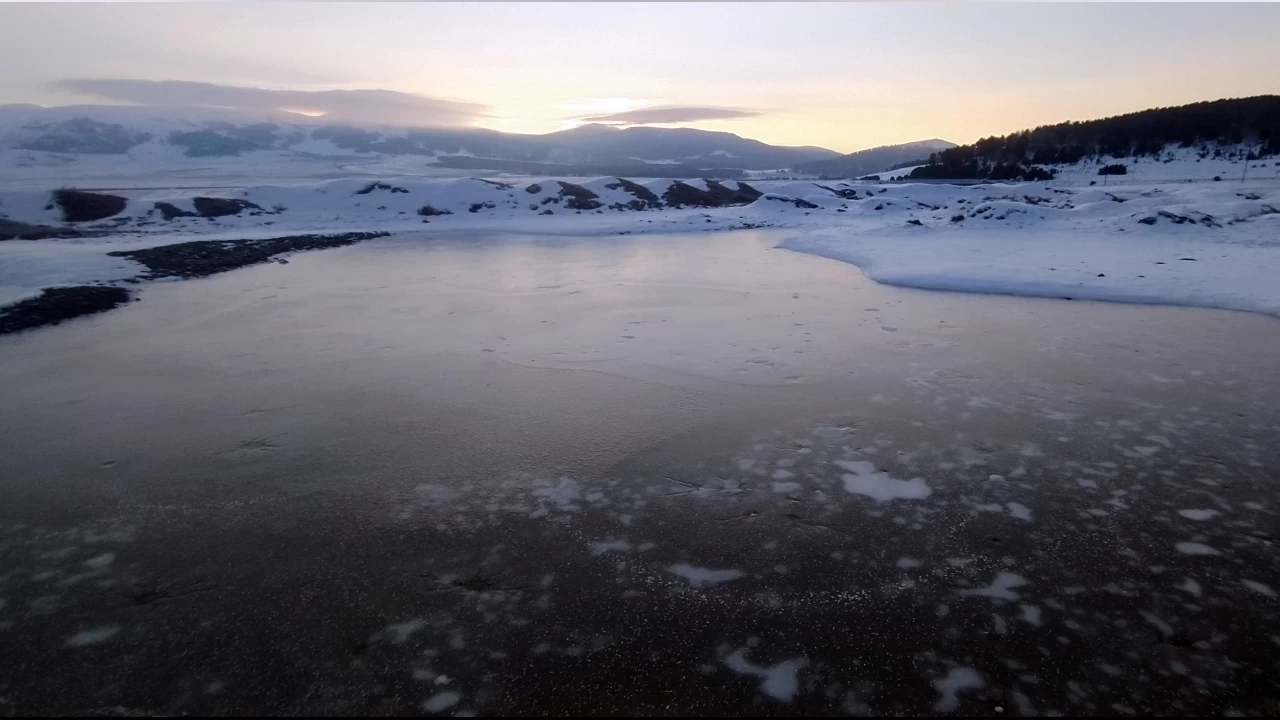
[3,173,1279,323]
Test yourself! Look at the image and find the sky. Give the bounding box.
[1,2,1278,153]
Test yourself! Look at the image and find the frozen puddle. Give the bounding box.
[834,460,931,502]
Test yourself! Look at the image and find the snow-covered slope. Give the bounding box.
[1040,145,1280,185]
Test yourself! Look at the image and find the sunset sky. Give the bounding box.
[2,2,1278,153]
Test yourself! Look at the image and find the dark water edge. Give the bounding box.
[1,230,1278,716]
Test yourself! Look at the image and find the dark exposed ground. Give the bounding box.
[0,218,100,241]
[0,285,131,335]
[662,180,763,208]
[556,181,603,211]
[190,197,263,218]
[152,201,198,220]
[604,178,661,207]
[155,198,267,220]
[2,231,1279,716]
[107,232,389,279]
[54,189,128,223]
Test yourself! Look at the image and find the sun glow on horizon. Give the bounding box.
[2,3,1278,153]
[281,108,328,118]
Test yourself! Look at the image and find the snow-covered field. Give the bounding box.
[2,164,1279,317]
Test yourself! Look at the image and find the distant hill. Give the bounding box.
[541,124,838,170]
[0,105,841,180]
[791,139,956,178]
[910,96,1280,181]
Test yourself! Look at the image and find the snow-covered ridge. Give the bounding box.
[2,175,1276,235]
[2,174,1279,320]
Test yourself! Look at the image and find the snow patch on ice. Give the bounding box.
[959,572,1027,602]
[834,460,931,502]
[66,625,119,647]
[1018,603,1042,626]
[422,690,461,713]
[1175,542,1219,556]
[1242,579,1277,598]
[83,552,115,569]
[532,479,582,512]
[589,539,632,556]
[1177,577,1202,597]
[932,666,985,712]
[1005,502,1034,522]
[668,563,743,588]
[722,647,809,703]
[375,618,425,644]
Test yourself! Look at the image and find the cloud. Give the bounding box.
[577,105,761,125]
[53,79,487,127]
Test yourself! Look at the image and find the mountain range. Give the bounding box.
[791,139,957,179]
[10,97,1265,186]
[0,105,873,180]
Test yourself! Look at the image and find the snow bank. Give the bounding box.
[783,223,1280,316]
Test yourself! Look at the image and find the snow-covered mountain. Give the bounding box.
[791,139,958,178]
[0,105,841,186]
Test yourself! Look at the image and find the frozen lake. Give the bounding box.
[2,229,1279,714]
